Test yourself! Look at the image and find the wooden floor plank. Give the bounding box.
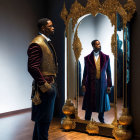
[0,111,114,140]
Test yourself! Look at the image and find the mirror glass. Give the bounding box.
[116,12,131,119]
[64,12,130,125]
[75,13,115,124]
[116,13,124,120]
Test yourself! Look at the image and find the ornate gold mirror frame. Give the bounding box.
[61,0,136,139]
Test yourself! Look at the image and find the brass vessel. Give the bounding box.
[113,125,132,140]
[86,119,99,135]
[119,108,132,126]
[61,99,76,130]
[61,117,76,130]
[62,99,75,115]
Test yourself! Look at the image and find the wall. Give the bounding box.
[0,0,65,116]
[0,0,38,113]
[0,0,65,117]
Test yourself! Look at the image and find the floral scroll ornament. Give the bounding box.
[72,22,82,62]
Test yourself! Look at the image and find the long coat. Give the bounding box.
[82,51,112,113]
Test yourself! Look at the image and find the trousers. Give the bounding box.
[32,122,50,140]
[85,110,104,123]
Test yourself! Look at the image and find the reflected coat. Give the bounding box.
[82,51,112,113]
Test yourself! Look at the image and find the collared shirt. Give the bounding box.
[94,51,99,61]
[39,32,51,42]
[39,33,53,53]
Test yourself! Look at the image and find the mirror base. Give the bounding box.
[61,118,114,138]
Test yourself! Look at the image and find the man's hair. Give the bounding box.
[91,39,99,47]
[37,18,51,31]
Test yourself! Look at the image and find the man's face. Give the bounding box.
[93,41,101,52]
[42,20,54,36]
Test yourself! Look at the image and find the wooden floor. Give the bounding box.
[0,111,114,140]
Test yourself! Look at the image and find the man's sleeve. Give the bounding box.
[27,44,51,93]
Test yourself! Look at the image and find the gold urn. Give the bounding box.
[61,117,76,130]
[119,108,132,126]
[62,99,75,115]
[86,119,99,135]
[113,125,132,140]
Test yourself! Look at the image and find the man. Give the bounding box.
[27,18,58,140]
[82,40,112,123]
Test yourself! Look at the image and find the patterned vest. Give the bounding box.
[94,56,101,79]
[31,35,57,76]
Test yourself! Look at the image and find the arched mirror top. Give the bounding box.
[61,0,136,32]
[72,13,115,61]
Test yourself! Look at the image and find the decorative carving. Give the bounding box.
[61,0,136,30]
[113,125,132,140]
[117,7,127,26]
[101,0,121,26]
[76,119,114,128]
[86,119,99,134]
[111,32,116,56]
[61,117,76,130]
[68,0,85,30]
[61,99,76,130]
[86,0,101,16]
[124,0,136,22]
[60,2,68,25]
[119,108,132,126]
[62,99,75,115]
[72,23,82,61]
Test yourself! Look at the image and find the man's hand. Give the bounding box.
[39,82,51,93]
[82,85,86,93]
[107,87,111,94]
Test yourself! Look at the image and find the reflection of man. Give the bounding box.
[82,40,112,123]
[27,18,58,140]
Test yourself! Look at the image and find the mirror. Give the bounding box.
[61,0,136,139]
[75,13,115,124]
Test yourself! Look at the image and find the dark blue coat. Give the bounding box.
[82,51,112,113]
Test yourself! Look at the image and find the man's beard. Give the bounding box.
[44,30,54,37]
[94,47,101,52]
